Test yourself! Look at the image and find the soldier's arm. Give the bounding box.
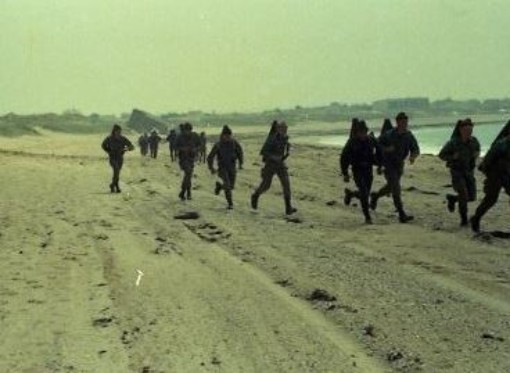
[438,141,454,162]
[124,137,135,151]
[473,138,481,159]
[339,140,352,176]
[260,137,272,158]
[235,141,244,168]
[481,141,504,169]
[373,138,383,167]
[101,138,110,153]
[409,133,420,159]
[206,144,218,171]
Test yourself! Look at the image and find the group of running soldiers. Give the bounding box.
[101,112,510,233]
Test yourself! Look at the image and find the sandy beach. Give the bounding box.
[0,130,509,372]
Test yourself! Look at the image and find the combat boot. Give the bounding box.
[344,188,353,206]
[214,182,222,195]
[226,191,233,210]
[446,194,457,213]
[178,189,186,201]
[398,211,414,223]
[115,183,121,193]
[284,197,297,215]
[109,183,115,193]
[470,215,480,232]
[186,188,192,200]
[369,192,379,210]
[251,193,259,210]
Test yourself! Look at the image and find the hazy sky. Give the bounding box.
[1,0,508,114]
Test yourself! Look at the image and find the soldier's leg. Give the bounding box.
[276,165,296,215]
[387,167,411,222]
[179,161,190,200]
[466,173,477,202]
[354,170,372,222]
[251,164,276,209]
[370,178,391,210]
[108,158,116,192]
[254,164,275,196]
[471,176,502,231]
[220,168,234,208]
[186,164,194,199]
[110,157,123,192]
[453,174,469,226]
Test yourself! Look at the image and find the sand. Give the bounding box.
[0,130,509,372]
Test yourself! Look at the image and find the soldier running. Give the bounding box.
[470,121,510,232]
[251,121,297,215]
[439,119,480,226]
[175,122,201,200]
[370,112,419,223]
[101,124,134,193]
[166,129,177,162]
[198,132,207,163]
[138,132,149,156]
[207,125,244,209]
[341,120,381,224]
[148,130,162,159]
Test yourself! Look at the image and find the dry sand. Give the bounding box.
[0,130,509,372]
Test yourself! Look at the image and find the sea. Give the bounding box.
[308,122,505,155]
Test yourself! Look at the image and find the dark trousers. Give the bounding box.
[169,145,176,161]
[150,145,158,159]
[109,156,124,187]
[352,168,373,219]
[375,165,405,216]
[254,162,291,200]
[450,169,476,221]
[474,173,510,220]
[179,160,194,194]
[140,146,148,156]
[219,167,237,205]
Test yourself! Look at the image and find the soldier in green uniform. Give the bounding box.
[175,122,201,200]
[439,119,480,226]
[251,121,297,215]
[370,112,419,223]
[138,132,149,156]
[148,130,162,159]
[341,120,381,224]
[101,124,134,193]
[207,126,244,209]
[470,121,510,232]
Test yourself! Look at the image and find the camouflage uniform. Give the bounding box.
[101,135,134,192]
[470,138,510,232]
[439,136,480,225]
[371,128,420,222]
[176,129,201,200]
[207,137,243,208]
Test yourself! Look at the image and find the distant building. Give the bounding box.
[373,97,430,112]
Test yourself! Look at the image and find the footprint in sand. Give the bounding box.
[184,221,231,242]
